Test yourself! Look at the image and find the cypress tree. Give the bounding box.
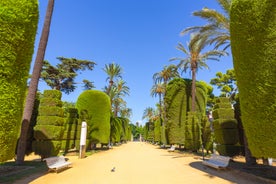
[32,90,64,158]
[0,0,38,162]
[76,90,111,147]
[230,0,276,158]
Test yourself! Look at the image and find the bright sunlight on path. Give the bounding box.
[19,142,268,184]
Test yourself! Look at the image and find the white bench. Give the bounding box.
[202,154,231,169]
[43,156,72,173]
[167,145,176,152]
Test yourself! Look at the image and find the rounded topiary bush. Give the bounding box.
[76,90,111,145]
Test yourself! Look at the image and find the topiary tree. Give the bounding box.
[165,78,207,150]
[230,0,276,158]
[76,90,111,148]
[32,90,64,158]
[154,119,161,144]
[213,97,241,156]
[165,78,187,145]
[61,108,80,153]
[0,0,38,162]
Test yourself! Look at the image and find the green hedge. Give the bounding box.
[213,97,240,156]
[36,116,64,126]
[165,78,187,145]
[61,108,80,152]
[0,0,38,162]
[154,119,161,143]
[214,129,239,145]
[32,140,61,159]
[230,0,276,158]
[39,106,64,117]
[40,98,62,107]
[76,90,111,145]
[213,119,238,129]
[34,125,64,140]
[165,78,207,147]
[33,90,64,157]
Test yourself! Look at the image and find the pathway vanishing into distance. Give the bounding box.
[16,142,270,184]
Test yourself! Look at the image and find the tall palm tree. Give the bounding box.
[16,0,55,164]
[103,63,123,96]
[120,107,132,119]
[142,107,158,122]
[171,33,226,112]
[181,0,231,50]
[107,79,129,117]
[151,83,165,117]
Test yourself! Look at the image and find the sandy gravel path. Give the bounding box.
[15,142,272,184]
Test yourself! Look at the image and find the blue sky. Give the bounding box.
[34,0,233,125]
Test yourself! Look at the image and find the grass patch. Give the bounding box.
[0,160,47,183]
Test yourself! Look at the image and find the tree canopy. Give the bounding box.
[41,57,96,94]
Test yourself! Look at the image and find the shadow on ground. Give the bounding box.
[190,161,276,184]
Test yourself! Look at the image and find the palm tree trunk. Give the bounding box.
[191,66,197,112]
[16,0,55,165]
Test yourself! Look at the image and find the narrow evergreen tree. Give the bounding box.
[0,0,38,162]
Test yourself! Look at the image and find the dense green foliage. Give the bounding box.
[230,0,276,158]
[154,119,161,144]
[165,78,186,145]
[41,57,96,94]
[213,97,240,156]
[76,90,111,145]
[165,78,207,148]
[61,108,80,152]
[33,90,64,158]
[144,122,155,142]
[110,116,130,143]
[0,0,38,162]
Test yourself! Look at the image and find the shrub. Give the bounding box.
[0,0,38,162]
[76,90,111,145]
[230,0,276,158]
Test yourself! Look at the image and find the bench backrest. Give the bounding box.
[44,156,66,166]
[210,154,230,164]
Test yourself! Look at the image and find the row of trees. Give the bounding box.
[144,0,275,165]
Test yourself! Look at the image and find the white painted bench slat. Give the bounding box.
[43,156,72,173]
[167,146,176,152]
[202,154,231,169]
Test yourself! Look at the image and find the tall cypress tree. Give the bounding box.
[0,0,38,162]
[230,0,276,158]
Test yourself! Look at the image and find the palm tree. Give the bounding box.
[107,79,130,117]
[142,107,158,122]
[181,0,231,50]
[16,0,55,165]
[103,63,123,96]
[151,83,165,117]
[120,107,132,119]
[171,33,226,112]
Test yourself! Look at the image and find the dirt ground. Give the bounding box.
[14,142,276,184]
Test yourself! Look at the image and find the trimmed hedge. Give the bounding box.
[0,0,38,162]
[165,78,207,149]
[76,90,111,145]
[230,0,276,158]
[165,78,187,145]
[33,90,64,158]
[213,97,240,156]
[154,119,161,143]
